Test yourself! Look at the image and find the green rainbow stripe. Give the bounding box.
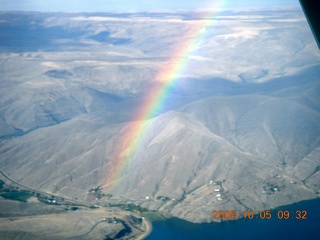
[104,3,227,191]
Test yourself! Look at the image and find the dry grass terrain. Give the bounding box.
[0,8,319,228]
[0,197,148,240]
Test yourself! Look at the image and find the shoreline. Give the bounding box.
[137,217,153,240]
[146,199,320,239]
[142,197,320,225]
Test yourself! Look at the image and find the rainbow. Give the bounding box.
[103,2,227,191]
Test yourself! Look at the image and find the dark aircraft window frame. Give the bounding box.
[299,0,320,48]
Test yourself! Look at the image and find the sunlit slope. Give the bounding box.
[181,95,320,168]
[0,117,121,197]
[0,76,319,222]
[109,86,320,222]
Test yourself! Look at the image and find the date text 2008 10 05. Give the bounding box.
[212,210,307,220]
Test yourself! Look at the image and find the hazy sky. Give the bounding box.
[0,0,300,12]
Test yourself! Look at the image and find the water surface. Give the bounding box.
[147,199,320,240]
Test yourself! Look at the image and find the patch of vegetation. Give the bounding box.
[0,189,34,202]
[95,193,113,199]
[64,206,83,211]
[94,191,103,199]
[156,196,171,201]
[0,179,5,189]
[104,193,113,199]
[70,206,80,211]
[89,205,100,209]
[89,186,112,199]
[107,203,149,215]
[107,202,172,221]
[89,186,102,193]
[0,181,36,202]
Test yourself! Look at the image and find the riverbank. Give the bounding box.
[137,217,153,240]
